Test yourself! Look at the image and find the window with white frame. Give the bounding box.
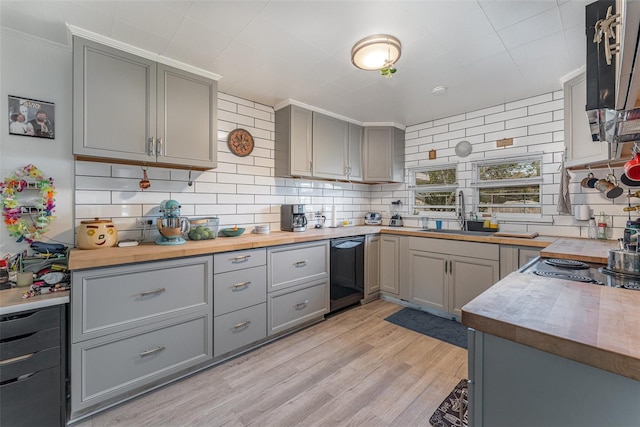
[472,155,542,216]
[409,166,458,214]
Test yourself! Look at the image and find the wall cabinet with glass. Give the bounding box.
[73,37,218,169]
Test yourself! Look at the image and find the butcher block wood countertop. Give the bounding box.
[541,238,617,264]
[68,226,555,270]
[462,270,640,381]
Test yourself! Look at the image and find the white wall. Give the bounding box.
[0,29,74,255]
[371,91,628,239]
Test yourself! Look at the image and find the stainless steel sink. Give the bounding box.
[419,229,495,236]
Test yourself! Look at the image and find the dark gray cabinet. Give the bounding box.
[73,37,218,169]
[0,305,67,427]
[363,126,405,183]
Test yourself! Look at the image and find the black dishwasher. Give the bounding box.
[330,236,365,313]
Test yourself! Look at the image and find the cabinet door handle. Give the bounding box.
[449,260,453,273]
[157,137,164,156]
[135,288,166,297]
[139,345,165,357]
[232,281,251,290]
[231,255,250,262]
[148,137,155,156]
[294,260,308,267]
[233,321,251,329]
[294,300,309,310]
[445,260,448,274]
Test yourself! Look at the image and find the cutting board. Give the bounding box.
[492,231,539,239]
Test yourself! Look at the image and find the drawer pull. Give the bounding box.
[293,260,308,267]
[294,300,309,310]
[232,281,251,290]
[231,255,251,262]
[233,320,251,329]
[139,345,166,357]
[135,288,166,297]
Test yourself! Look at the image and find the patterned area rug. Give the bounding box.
[384,307,467,348]
[429,379,469,427]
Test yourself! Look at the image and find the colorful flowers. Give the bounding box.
[1,164,56,243]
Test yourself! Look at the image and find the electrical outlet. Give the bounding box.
[135,218,154,229]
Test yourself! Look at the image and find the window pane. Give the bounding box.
[478,160,541,181]
[415,168,456,186]
[478,185,540,214]
[414,190,456,212]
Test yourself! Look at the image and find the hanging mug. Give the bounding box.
[595,174,623,199]
[624,152,640,181]
[581,172,598,188]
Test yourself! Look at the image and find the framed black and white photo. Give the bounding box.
[8,95,55,139]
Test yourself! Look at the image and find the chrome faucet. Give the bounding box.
[458,190,467,230]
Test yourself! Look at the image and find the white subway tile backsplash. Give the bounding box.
[75,190,111,204]
[506,93,553,110]
[485,107,527,124]
[506,112,553,129]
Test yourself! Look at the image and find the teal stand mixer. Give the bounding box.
[156,200,190,245]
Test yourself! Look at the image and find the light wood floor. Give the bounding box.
[76,299,467,427]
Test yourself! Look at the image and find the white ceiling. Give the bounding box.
[0,0,589,126]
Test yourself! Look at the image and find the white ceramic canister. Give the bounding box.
[574,205,591,221]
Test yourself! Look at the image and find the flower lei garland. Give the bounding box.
[1,164,56,243]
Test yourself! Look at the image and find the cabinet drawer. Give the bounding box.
[0,306,60,340]
[214,266,266,316]
[0,366,61,427]
[214,303,266,357]
[0,346,59,383]
[74,314,211,406]
[0,328,60,361]
[268,281,328,335]
[72,256,212,342]
[268,242,328,291]
[214,249,266,274]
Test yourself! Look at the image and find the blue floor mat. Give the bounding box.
[385,307,467,349]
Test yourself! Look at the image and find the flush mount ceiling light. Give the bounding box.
[351,34,402,78]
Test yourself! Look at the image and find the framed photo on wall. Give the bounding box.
[8,95,55,139]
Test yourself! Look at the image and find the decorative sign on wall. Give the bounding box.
[8,96,55,139]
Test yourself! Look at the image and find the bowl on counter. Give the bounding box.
[186,217,219,240]
[219,227,245,237]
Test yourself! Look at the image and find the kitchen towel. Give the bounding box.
[557,163,572,215]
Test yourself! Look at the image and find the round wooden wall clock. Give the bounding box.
[227,128,254,157]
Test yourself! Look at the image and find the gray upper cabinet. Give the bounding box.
[275,106,365,182]
[275,105,313,177]
[348,123,364,181]
[312,112,349,180]
[363,126,404,183]
[73,37,217,169]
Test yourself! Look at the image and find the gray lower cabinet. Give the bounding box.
[73,36,217,169]
[407,237,499,318]
[0,305,66,427]
[380,235,401,295]
[364,234,380,301]
[468,330,640,426]
[266,241,329,335]
[213,249,267,357]
[70,255,213,421]
[499,245,541,279]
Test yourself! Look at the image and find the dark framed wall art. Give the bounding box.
[8,95,55,139]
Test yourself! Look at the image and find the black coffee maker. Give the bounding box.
[280,204,307,232]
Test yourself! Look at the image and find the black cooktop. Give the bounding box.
[521,257,640,290]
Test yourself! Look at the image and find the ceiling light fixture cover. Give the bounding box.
[351,34,401,76]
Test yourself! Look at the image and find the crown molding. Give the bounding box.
[67,24,222,82]
[1,26,70,52]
